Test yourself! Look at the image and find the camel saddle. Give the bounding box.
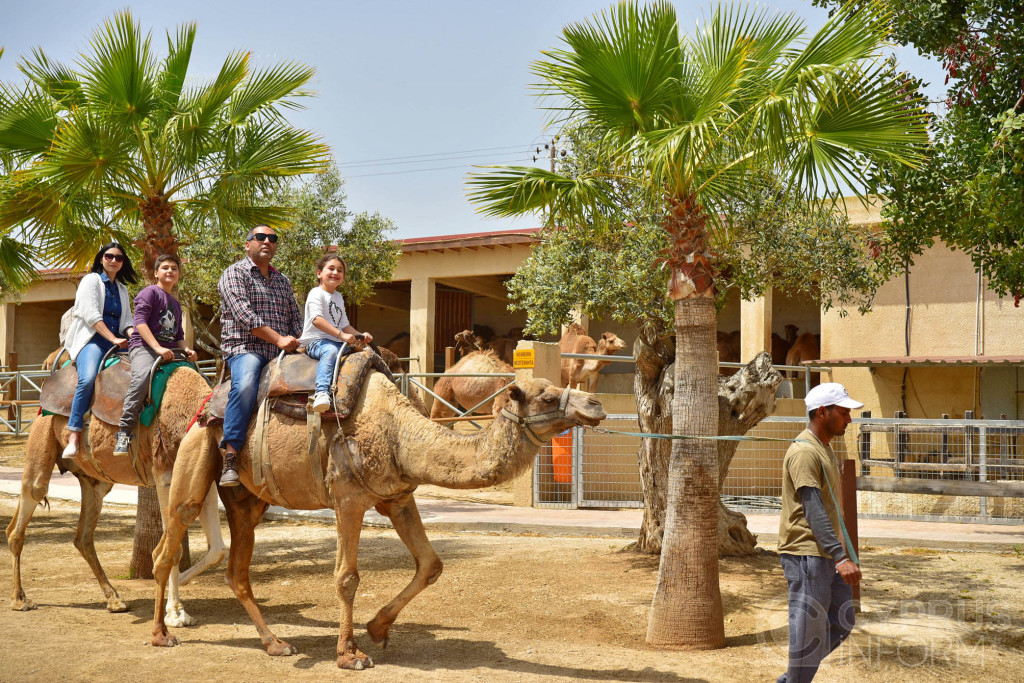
[200,350,394,426]
[39,355,133,425]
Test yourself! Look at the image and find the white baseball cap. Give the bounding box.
[805,383,864,412]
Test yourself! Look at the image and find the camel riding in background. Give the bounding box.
[6,348,226,626]
[558,323,627,392]
[148,347,606,669]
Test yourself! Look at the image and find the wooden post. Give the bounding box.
[840,458,860,610]
[444,346,455,370]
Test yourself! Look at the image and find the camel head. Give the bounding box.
[599,332,627,354]
[500,378,606,446]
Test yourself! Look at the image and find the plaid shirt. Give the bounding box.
[218,257,303,360]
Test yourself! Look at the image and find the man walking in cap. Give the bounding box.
[776,382,863,682]
[217,225,302,486]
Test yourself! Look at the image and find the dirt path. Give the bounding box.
[1,497,1023,682]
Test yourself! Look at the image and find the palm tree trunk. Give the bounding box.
[645,293,725,649]
[130,488,191,577]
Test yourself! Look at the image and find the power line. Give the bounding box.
[335,144,530,167]
[345,158,534,179]
[338,150,533,170]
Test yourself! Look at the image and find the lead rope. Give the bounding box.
[821,462,859,566]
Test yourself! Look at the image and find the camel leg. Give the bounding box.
[152,428,218,647]
[6,422,59,611]
[220,486,296,656]
[366,493,443,648]
[333,503,373,670]
[178,483,227,586]
[73,475,127,613]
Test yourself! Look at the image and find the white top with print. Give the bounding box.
[299,287,350,343]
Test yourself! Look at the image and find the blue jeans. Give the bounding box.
[777,554,855,683]
[220,353,269,452]
[306,339,348,394]
[68,335,114,432]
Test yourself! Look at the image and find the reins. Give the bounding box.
[499,386,573,446]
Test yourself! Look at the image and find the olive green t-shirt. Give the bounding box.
[777,428,845,557]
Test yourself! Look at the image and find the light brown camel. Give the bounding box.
[558,323,627,391]
[149,374,605,669]
[429,350,512,420]
[6,364,226,626]
[41,347,70,371]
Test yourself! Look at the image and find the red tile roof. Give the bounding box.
[811,355,1024,367]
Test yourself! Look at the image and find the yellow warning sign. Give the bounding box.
[513,349,535,369]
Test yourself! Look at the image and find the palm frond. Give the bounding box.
[0,83,59,162]
[0,235,40,291]
[79,9,159,128]
[228,62,315,124]
[532,1,681,133]
[467,165,618,225]
[17,48,85,107]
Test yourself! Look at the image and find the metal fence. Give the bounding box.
[533,412,1024,524]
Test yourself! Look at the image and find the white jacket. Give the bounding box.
[63,272,133,361]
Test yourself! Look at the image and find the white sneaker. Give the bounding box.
[312,392,331,413]
[62,441,77,458]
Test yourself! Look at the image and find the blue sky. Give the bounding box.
[1,0,944,240]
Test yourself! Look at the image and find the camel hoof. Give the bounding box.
[267,640,297,656]
[11,597,37,611]
[367,620,390,649]
[152,633,180,648]
[338,653,374,670]
[164,608,196,628]
[106,597,129,613]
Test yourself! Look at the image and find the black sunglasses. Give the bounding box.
[103,253,125,263]
[248,233,279,243]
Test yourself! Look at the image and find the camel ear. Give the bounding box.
[508,385,526,404]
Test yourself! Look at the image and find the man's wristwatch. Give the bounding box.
[836,557,852,567]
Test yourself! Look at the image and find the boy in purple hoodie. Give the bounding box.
[113,254,197,455]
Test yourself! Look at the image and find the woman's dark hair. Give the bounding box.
[154,253,182,271]
[89,242,139,285]
[315,252,346,275]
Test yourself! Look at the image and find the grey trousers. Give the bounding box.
[118,345,160,432]
[777,553,855,683]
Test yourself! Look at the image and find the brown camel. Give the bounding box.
[770,324,799,366]
[785,332,822,386]
[429,350,512,420]
[149,374,606,669]
[41,347,70,371]
[453,329,485,358]
[558,323,627,391]
[6,364,226,626]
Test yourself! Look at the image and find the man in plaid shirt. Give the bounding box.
[216,225,302,486]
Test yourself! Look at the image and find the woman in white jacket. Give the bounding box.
[62,243,138,458]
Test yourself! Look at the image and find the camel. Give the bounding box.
[786,332,822,387]
[770,324,799,366]
[430,350,513,421]
[41,347,70,371]
[558,323,627,391]
[6,362,226,626]
[149,372,606,669]
[453,329,485,358]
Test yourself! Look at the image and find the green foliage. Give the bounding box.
[177,165,399,354]
[817,0,1024,301]
[0,9,329,289]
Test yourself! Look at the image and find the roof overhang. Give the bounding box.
[810,355,1024,368]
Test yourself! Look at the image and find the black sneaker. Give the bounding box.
[219,450,240,487]
[113,431,131,457]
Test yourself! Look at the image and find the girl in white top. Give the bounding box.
[300,254,373,412]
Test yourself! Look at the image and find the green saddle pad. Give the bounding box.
[140,360,189,426]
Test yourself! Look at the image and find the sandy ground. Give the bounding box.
[2,496,1024,682]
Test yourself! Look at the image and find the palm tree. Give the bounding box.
[0,10,329,276]
[468,1,928,648]
[0,10,330,577]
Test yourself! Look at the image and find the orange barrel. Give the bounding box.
[551,430,573,484]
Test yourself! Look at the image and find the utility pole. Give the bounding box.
[533,135,565,172]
